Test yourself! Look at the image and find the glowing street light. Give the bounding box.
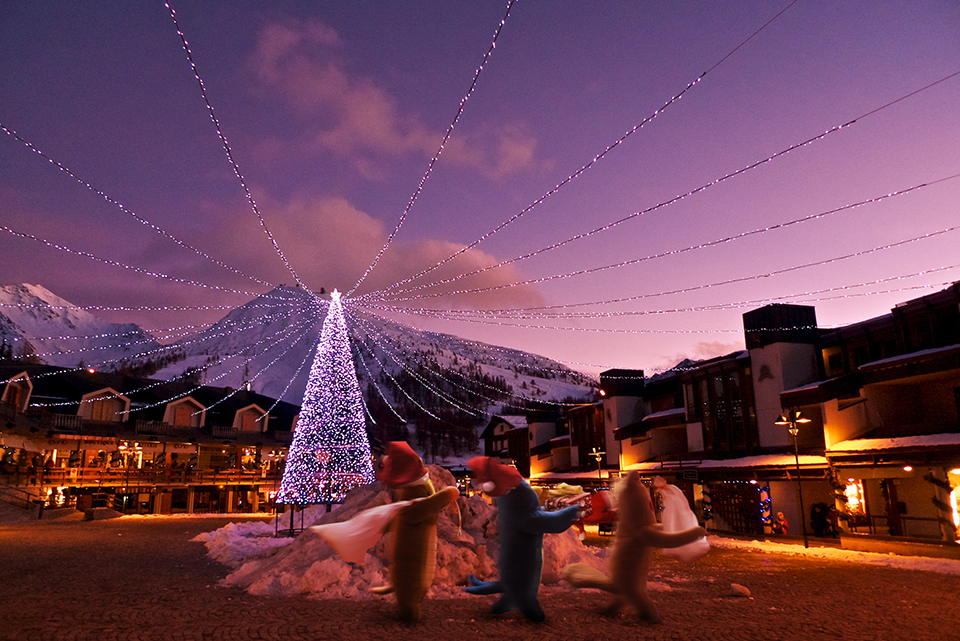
[776,409,812,548]
[590,447,605,480]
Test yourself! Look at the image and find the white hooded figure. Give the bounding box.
[653,476,709,563]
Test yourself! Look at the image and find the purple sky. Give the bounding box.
[2,1,959,375]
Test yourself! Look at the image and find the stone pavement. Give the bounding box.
[1,515,957,641]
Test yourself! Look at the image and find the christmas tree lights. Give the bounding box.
[277,290,375,505]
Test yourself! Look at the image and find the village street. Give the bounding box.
[1,514,957,641]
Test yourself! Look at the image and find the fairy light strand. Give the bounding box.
[355,339,408,422]
[120,315,316,415]
[362,0,801,300]
[0,123,273,288]
[0,224,270,297]
[373,173,960,309]
[192,320,316,416]
[362,217,960,305]
[349,310,484,416]
[368,274,960,334]
[30,313,315,409]
[362,71,960,303]
[344,302,597,384]
[352,309,578,411]
[256,332,323,421]
[347,0,519,297]
[164,2,304,288]
[352,308,596,410]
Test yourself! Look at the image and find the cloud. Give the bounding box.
[653,340,745,372]
[214,193,546,310]
[247,19,537,180]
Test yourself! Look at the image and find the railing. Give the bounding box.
[847,514,945,539]
[135,420,173,435]
[211,426,239,440]
[0,484,40,510]
[5,465,284,488]
[50,413,83,431]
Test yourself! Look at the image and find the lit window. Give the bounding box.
[845,480,865,515]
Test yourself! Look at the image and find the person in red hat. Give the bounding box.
[371,442,459,622]
[464,456,581,623]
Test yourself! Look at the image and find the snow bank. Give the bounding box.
[195,465,605,599]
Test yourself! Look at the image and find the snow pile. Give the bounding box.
[195,465,605,599]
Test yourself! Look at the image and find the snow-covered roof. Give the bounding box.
[498,415,528,429]
[549,434,571,443]
[642,408,686,421]
[858,343,960,371]
[697,454,828,468]
[828,433,960,453]
[781,376,842,395]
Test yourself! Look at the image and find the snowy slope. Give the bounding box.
[0,283,596,415]
[0,283,161,367]
[150,286,596,410]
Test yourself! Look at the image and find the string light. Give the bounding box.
[277,290,374,505]
[363,1,801,300]
[257,332,322,421]
[165,2,304,288]
[21,311,294,358]
[346,306,597,385]
[371,173,960,306]
[361,272,960,336]
[349,311,483,416]
[350,307,594,409]
[191,321,316,416]
[347,0,519,297]
[0,223,269,297]
[355,340,408,423]
[120,314,316,415]
[359,223,960,304]
[29,314,315,409]
[348,314,443,421]
[0,298,298,313]
[0,122,273,288]
[353,314,540,412]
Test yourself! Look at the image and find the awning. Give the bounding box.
[624,453,828,472]
[0,433,44,452]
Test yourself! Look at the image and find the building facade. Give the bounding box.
[1,363,297,516]
[490,283,960,551]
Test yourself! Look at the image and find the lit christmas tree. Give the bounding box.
[277,289,374,505]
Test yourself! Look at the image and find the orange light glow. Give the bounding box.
[845,480,865,515]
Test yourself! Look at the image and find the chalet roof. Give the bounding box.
[0,361,299,431]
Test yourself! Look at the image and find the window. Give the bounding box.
[173,405,194,427]
[240,412,259,432]
[90,397,115,422]
[827,352,843,374]
[954,387,960,423]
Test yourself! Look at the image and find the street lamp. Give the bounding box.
[590,447,605,481]
[776,409,812,548]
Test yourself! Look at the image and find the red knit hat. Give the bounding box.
[467,456,523,497]
[379,441,428,488]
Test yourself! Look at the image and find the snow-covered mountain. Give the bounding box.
[0,284,162,368]
[149,285,597,412]
[0,284,597,415]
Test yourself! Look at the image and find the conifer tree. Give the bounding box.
[277,290,374,505]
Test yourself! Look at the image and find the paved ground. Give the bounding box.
[1,514,958,641]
